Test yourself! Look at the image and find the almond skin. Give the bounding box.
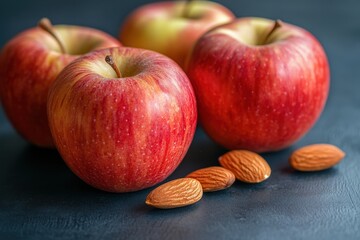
[145,178,203,209]
[186,166,235,192]
[289,144,345,171]
[219,150,271,183]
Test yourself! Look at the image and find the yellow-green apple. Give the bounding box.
[47,47,197,192]
[119,0,235,69]
[0,18,121,148]
[186,17,330,152]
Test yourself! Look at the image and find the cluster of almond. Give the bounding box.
[145,143,345,209]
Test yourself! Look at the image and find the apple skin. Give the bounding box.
[47,47,197,192]
[119,1,234,69]
[0,25,121,148]
[186,17,330,152]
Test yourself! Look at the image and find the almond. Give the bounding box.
[219,150,271,183]
[145,178,203,209]
[186,166,235,192]
[289,144,345,171]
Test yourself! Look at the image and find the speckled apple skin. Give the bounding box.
[187,18,330,152]
[47,47,197,192]
[0,25,120,147]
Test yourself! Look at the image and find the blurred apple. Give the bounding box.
[0,18,121,147]
[186,17,330,152]
[119,0,234,69]
[47,47,197,192]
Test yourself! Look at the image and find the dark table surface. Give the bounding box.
[1,0,359,239]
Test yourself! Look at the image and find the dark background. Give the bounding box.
[1,0,359,239]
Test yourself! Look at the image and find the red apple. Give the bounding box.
[47,47,197,192]
[119,0,234,69]
[186,17,330,152]
[0,18,121,148]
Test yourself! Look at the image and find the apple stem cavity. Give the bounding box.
[105,55,122,78]
[38,18,66,54]
[263,19,283,45]
[182,0,194,18]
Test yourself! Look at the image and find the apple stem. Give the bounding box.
[263,19,283,44]
[182,0,194,18]
[105,55,122,78]
[38,18,66,54]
